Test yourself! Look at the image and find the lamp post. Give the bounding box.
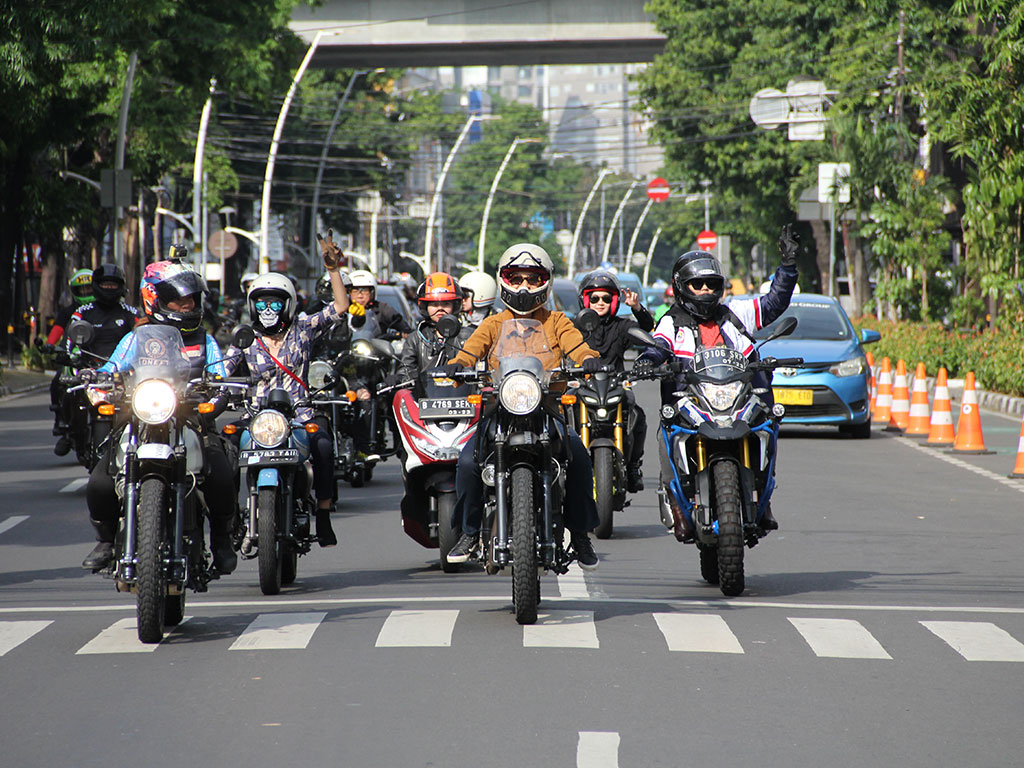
[626,198,654,272]
[192,78,216,271]
[478,136,542,271]
[601,180,639,266]
[641,226,663,287]
[568,168,612,279]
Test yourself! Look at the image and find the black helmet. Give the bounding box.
[578,270,621,316]
[671,250,725,321]
[92,263,126,307]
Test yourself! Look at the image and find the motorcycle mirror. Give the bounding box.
[67,321,95,347]
[436,313,462,340]
[757,316,798,348]
[575,308,601,335]
[370,338,396,359]
[231,324,255,349]
[627,326,658,347]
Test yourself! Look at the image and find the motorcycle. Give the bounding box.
[75,323,245,643]
[344,332,402,468]
[391,314,481,571]
[51,335,115,470]
[457,317,592,625]
[644,316,802,597]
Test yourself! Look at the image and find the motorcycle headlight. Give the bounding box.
[131,380,177,425]
[499,372,542,415]
[698,381,744,411]
[352,340,374,358]
[308,360,334,390]
[581,395,599,406]
[829,355,866,377]
[391,339,404,356]
[249,409,290,448]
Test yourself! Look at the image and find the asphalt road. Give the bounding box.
[2,384,1023,768]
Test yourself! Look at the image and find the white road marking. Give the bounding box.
[0,621,52,656]
[76,617,190,654]
[789,617,891,659]
[523,611,599,649]
[0,516,29,536]
[901,437,1024,493]
[59,478,89,493]
[228,612,326,651]
[921,621,1024,662]
[577,732,620,768]
[558,563,592,599]
[375,609,459,647]
[654,612,744,654]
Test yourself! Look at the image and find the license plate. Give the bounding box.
[773,388,813,406]
[241,448,300,465]
[419,398,474,419]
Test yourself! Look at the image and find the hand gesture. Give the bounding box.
[623,289,639,308]
[778,223,800,267]
[317,229,346,271]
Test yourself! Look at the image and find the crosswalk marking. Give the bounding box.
[228,612,326,651]
[654,612,744,654]
[59,478,89,494]
[577,731,620,768]
[375,610,459,647]
[789,618,892,659]
[922,621,1024,662]
[523,611,599,649]
[0,515,29,536]
[76,617,190,654]
[0,621,52,656]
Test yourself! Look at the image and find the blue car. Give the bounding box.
[751,293,881,438]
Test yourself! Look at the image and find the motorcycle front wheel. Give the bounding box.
[257,487,282,595]
[136,477,169,643]
[592,446,615,540]
[712,461,745,596]
[511,466,539,625]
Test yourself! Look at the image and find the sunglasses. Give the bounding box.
[254,299,284,312]
[687,278,723,291]
[588,293,614,304]
[504,273,544,287]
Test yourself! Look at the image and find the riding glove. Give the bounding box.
[778,223,800,267]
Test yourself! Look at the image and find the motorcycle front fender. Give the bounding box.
[587,437,617,452]
[256,468,279,488]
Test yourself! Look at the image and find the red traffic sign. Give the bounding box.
[696,229,718,251]
[647,177,670,202]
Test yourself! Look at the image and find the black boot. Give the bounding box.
[759,503,779,531]
[210,532,237,574]
[626,463,644,493]
[82,520,116,570]
[54,436,72,456]
[315,509,337,548]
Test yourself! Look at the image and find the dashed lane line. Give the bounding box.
[59,478,88,494]
[0,516,29,536]
[900,437,1024,493]
[577,732,620,768]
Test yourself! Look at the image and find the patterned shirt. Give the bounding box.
[224,305,339,422]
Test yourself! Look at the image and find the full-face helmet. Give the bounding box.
[671,250,726,321]
[91,263,126,307]
[69,268,94,306]
[139,261,207,332]
[496,243,552,315]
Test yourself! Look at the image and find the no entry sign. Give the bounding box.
[696,229,718,251]
[647,177,670,202]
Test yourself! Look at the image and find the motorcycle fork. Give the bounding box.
[580,403,589,447]
[492,431,509,567]
[121,439,140,580]
[614,403,624,453]
[171,439,188,575]
[539,433,555,569]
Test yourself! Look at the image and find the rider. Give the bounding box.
[458,270,498,332]
[442,243,604,569]
[45,268,94,454]
[52,264,139,456]
[223,234,351,548]
[575,269,654,492]
[349,269,412,339]
[634,224,801,534]
[653,285,674,321]
[81,261,238,574]
[397,272,466,383]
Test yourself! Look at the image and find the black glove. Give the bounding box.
[632,358,655,378]
[779,223,800,267]
[582,357,604,373]
[430,364,462,378]
[78,368,98,383]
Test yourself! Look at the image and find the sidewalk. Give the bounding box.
[0,365,54,398]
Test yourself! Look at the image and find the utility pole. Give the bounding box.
[895,9,905,123]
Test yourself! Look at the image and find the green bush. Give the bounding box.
[853,317,1024,396]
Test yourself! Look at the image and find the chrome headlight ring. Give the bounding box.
[131,379,177,425]
[499,372,542,415]
[249,409,291,448]
[698,381,744,411]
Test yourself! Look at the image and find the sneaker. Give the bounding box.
[315,511,338,548]
[570,532,599,570]
[82,542,114,570]
[626,464,644,493]
[446,532,478,564]
[54,436,72,457]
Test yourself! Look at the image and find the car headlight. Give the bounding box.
[249,409,290,448]
[499,372,542,415]
[698,381,744,411]
[131,379,177,424]
[308,360,334,390]
[829,355,866,377]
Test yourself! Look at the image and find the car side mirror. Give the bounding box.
[860,328,881,344]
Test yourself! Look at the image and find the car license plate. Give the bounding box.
[241,448,300,465]
[773,388,813,406]
[419,398,474,418]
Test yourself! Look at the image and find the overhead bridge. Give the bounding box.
[289,0,666,67]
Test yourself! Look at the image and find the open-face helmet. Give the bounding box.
[671,250,726,321]
[458,271,497,310]
[247,273,297,336]
[316,270,352,304]
[140,260,207,332]
[349,270,377,302]
[497,243,552,315]
[91,263,126,307]
[69,268,94,306]
[578,270,621,316]
[417,272,461,318]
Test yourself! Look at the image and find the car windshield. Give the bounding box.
[753,300,850,341]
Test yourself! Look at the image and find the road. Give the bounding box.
[2,384,1023,767]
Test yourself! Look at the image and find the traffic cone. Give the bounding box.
[884,359,910,432]
[873,357,892,424]
[1008,415,1024,478]
[926,367,955,446]
[952,371,993,454]
[904,362,931,437]
[866,351,877,414]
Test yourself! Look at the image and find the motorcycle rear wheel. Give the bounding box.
[136,477,169,643]
[712,461,745,596]
[257,487,282,595]
[698,545,720,584]
[511,466,539,625]
[437,491,460,573]
[593,446,615,540]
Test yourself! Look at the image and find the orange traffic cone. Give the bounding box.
[1008,415,1024,478]
[926,367,955,446]
[952,371,993,454]
[885,359,910,432]
[873,357,892,424]
[866,351,877,414]
[905,362,931,437]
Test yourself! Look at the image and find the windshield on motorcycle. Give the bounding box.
[491,318,560,382]
[690,347,751,384]
[125,324,191,387]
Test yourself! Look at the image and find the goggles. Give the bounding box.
[254,299,284,312]
[504,273,544,287]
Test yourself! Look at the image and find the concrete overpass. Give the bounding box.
[289,0,666,67]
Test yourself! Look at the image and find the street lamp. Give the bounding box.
[601,180,639,266]
[478,136,542,272]
[192,78,216,272]
[626,198,654,272]
[642,226,663,287]
[568,168,612,278]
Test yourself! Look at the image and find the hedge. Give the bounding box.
[853,317,1024,397]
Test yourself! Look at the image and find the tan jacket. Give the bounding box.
[448,307,597,371]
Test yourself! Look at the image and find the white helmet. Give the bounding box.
[240,271,259,295]
[247,272,297,335]
[349,269,377,300]
[459,271,497,309]
[497,243,552,315]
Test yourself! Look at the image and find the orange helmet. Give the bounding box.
[417,272,461,305]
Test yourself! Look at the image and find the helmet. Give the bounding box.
[671,250,726,321]
[139,260,207,332]
[578,270,621,316]
[247,273,297,335]
[417,272,461,314]
[497,243,552,315]
[663,285,674,300]
[91,263,126,307]
[459,271,497,309]
[349,270,377,301]
[69,268,94,306]
[316,270,352,304]
[240,272,259,296]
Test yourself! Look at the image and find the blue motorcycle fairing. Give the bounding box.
[256,468,279,487]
